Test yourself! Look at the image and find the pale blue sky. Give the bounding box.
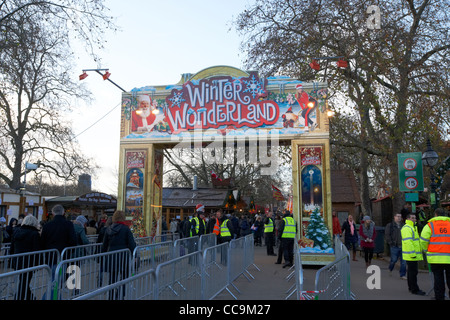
[72,0,254,194]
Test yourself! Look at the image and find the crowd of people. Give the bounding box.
[0,205,135,300]
[334,207,450,300]
[4,200,449,300]
[166,204,297,269]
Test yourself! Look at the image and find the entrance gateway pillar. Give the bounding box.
[117,66,333,264]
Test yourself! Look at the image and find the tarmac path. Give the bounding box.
[214,244,438,300]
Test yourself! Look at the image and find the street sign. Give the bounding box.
[398,152,424,192]
[405,192,419,202]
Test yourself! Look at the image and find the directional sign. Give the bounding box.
[398,152,424,192]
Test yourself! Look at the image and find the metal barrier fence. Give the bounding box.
[314,237,352,300]
[202,242,231,299]
[285,241,303,300]
[0,249,60,274]
[53,249,132,300]
[86,235,98,244]
[287,236,353,300]
[199,233,217,251]
[154,251,203,300]
[134,236,153,246]
[1,232,257,300]
[1,244,11,256]
[61,243,103,261]
[132,241,174,275]
[153,232,180,243]
[74,268,156,300]
[173,236,199,258]
[78,235,256,300]
[228,237,247,293]
[0,265,52,300]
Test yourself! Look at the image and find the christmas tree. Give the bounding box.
[305,207,332,251]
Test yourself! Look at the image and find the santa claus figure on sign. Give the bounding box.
[131,94,165,132]
[294,83,316,130]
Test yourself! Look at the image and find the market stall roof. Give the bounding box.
[162,187,230,208]
[331,170,361,204]
[45,192,117,208]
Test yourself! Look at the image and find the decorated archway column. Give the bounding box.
[117,143,164,237]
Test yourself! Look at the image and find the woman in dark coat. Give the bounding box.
[102,210,136,294]
[10,215,41,300]
[4,218,18,243]
[341,214,359,261]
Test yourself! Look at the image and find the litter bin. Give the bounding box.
[374,226,385,255]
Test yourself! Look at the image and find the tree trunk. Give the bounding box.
[359,149,372,217]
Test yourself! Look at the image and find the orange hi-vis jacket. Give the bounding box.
[213,219,220,236]
[420,217,450,264]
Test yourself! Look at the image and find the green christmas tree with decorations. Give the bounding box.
[305,207,332,251]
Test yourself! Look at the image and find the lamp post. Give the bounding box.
[20,161,40,215]
[79,68,126,92]
[422,139,439,210]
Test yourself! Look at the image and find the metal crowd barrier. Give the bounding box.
[86,235,98,244]
[286,237,353,300]
[153,232,180,243]
[173,236,199,258]
[61,243,103,261]
[202,242,231,299]
[0,249,60,274]
[69,234,257,300]
[314,237,352,300]
[53,249,132,300]
[0,232,258,300]
[154,251,203,300]
[286,240,303,300]
[199,233,217,251]
[227,237,248,294]
[243,233,260,276]
[132,241,174,275]
[1,244,11,256]
[0,265,52,300]
[134,236,153,246]
[75,268,156,300]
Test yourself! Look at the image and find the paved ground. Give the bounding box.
[214,245,439,300]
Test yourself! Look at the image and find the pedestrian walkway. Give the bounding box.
[215,245,439,300]
[349,253,434,300]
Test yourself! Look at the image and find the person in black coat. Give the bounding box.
[218,212,235,244]
[341,214,359,261]
[10,215,41,300]
[102,210,136,290]
[277,210,297,268]
[41,204,77,256]
[4,218,18,243]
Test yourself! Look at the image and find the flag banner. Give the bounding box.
[287,194,293,212]
[272,184,285,201]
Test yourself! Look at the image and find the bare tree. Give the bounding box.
[0,0,117,189]
[163,145,288,207]
[234,0,450,213]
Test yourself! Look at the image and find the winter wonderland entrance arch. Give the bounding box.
[117,65,333,264]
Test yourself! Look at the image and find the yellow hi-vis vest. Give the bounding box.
[220,219,231,237]
[401,220,423,261]
[190,217,204,237]
[264,218,274,233]
[282,217,296,239]
[420,217,450,264]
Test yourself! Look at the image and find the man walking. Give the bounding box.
[385,213,407,279]
[401,213,425,295]
[420,208,450,300]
